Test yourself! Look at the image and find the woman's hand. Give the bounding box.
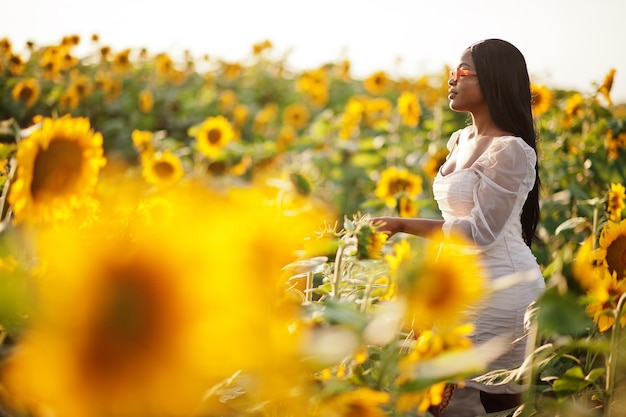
[371,216,405,237]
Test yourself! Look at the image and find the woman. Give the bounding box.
[374,39,545,414]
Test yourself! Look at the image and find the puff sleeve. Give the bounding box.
[442,137,536,249]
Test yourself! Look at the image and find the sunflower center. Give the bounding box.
[388,179,413,195]
[30,139,84,201]
[82,262,169,377]
[606,235,626,279]
[19,87,34,101]
[207,128,222,144]
[153,161,175,179]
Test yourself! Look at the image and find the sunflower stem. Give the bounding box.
[332,244,345,299]
[604,292,626,417]
[305,271,314,304]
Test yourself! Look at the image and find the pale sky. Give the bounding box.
[3,0,625,102]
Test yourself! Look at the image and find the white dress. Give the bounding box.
[432,126,545,394]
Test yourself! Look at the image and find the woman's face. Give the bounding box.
[447,48,484,113]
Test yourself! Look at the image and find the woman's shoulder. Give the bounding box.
[445,126,471,151]
[489,135,535,155]
[478,135,536,174]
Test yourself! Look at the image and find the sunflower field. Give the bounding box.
[0,34,625,417]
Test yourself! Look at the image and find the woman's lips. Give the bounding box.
[448,90,457,100]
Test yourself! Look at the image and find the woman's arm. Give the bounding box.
[372,216,444,238]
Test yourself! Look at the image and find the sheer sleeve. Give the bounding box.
[442,137,536,249]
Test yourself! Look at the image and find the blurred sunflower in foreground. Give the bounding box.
[0,178,331,417]
[400,230,485,331]
[7,115,106,225]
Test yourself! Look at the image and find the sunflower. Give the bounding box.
[252,39,273,55]
[398,195,418,218]
[194,115,235,159]
[131,129,154,155]
[58,86,81,111]
[598,68,616,106]
[138,89,154,113]
[11,78,40,108]
[253,103,279,133]
[401,231,485,330]
[573,237,608,291]
[530,83,554,116]
[597,219,626,280]
[155,53,174,77]
[375,167,423,208]
[282,103,310,129]
[8,54,25,76]
[297,68,329,108]
[362,97,392,128]
[397,91,421,127]
[339,97,364,140]
[218,89,237,112]
[607,183,626,222]
[396,382,448,414]
[276,126,297,153]
[232,104,250,129]
[112,48,132,73]
[565,93,584,118]
[364,70,392,95]
[424,148,449,179]
[141,150,184,186]
[8,115,106,225]
[355,221,388,260]
[585,270,626,332]
[315,388,389,417]
[2,179,329,417]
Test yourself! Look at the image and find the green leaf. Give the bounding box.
[552,366,592,397]
[537,287,593,336]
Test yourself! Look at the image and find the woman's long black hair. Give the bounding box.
[470,39,540,247]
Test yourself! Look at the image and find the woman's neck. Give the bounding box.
[469,111,510,138]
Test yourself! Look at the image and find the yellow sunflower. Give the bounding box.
[398,195,418,218]
[233,104,250,129]
[131,129,154,155]
[530,83,554,116]
[141,150,184,186]
[355,221,388,260]
[375,167,423,208]
[597,219,626,280]
[58,86,81,111]
[339,97,364,140]
[296,68,329,108]
[360,97,391,128]
[364,70,392,95]
[282,103,310,130]
[138,89,154,113]
[396,382,448,414]
[315,388,389,417]
[397,91,421,127]
[2,179,329,417]
[424,148,449,179]
[598,68,616,106]
[401,231,485,330]
[8,115,106,225]
[573,237,608,291]
[112,48,132,73]
[252,39,273,55]
[276,126,297,153]
[585,270,626,332]
[607,183,626,222]
[11,78,40,108]
[218,89,237,112]
[194,115,235,159]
